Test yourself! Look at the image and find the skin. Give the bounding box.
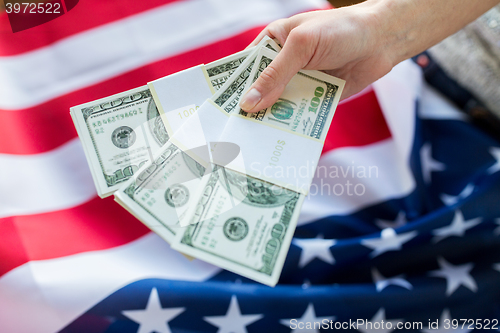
[239,0,500,113]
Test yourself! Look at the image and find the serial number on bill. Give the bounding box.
[5,2,62,14]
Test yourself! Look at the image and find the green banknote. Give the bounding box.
[71,86,169,197]
[211,37,281,113]
[206,37,281,91]
[206,49,253,91]
[114,141,206,243]
[171,166,304,286]
[240,47,345,142]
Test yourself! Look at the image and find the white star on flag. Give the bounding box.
[487,147,500,174]
[422,309,472,333]
[122,288,185,333]
[420,142,446,184]
[357,308,402,333]
[428,257,477,296]
[361,228,417,258]
[494,218,500,236]
[280,303,334,333]
[440,183,474,206]
[431,210,481,243]
[375,211,407,229]
[293,234,336,268]
[203,295,263,333]
[371,267,413,292]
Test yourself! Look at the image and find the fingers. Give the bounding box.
[240,28,313,113]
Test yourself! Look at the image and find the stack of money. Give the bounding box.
[71,36,345,286]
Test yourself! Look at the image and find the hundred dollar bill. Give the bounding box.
[240,47,345,142]
[114,141,206,243]
[210,53,257,113]
[71,86,169,197]
[171,166,304,286]
[206,37,281,91]
[206,49,253,91]
[211,37,281,113]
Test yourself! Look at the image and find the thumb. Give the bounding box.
[239,32,310,113]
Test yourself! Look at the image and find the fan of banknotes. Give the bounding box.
[71,36,345,286]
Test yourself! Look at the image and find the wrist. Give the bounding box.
[366,0,417,66]
[348,0,403,68]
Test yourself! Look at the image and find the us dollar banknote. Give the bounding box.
[206,37,281,91]
[114,141,206,243]
[206,48,253,91]
[71,86,169,197]
[211,37,281,113]
[240,47,345,142]
[171,166,304,286]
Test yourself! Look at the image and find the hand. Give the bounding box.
[239,2,395,112]
[239,0,500,113]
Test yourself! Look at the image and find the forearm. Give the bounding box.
[366,0,500,66]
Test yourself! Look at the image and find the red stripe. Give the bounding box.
[0,196,150,277]
[322,90,392,154]
[0,0,180,56]
[0,27,263,155]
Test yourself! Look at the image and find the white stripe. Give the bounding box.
[0,0,326,110]
[298,138,415,224]
[373,60,420,168]
[0,233,221,333]
[0,138,96,218]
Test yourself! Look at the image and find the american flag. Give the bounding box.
[1,1,500,332]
